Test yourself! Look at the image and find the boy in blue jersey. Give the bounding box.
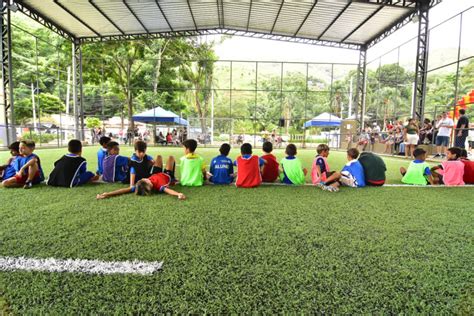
[320,148,366,192]
[0,141,20,181]
[97,136,111,175]
[2,140,45,189]
[208,143,234,184]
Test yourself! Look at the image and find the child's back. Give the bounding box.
[97,136,110,175]
[48,154,87,187]
[358,152,386,186]
[462,159,474,184]
[280,156,305,185]
[341,159,365,187]
[261,142,279,182]
[102,154,129,183]
[402,160,431,185]
[235,155,262,188]
[179,153,204,186]
[311,155,330,184]
[210,144,234,185]
[439,160,464,186]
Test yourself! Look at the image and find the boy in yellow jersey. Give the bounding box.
[179,139,206,186]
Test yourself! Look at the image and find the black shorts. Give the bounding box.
[151,165,175,181]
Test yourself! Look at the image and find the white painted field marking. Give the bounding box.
[0,256,163,275]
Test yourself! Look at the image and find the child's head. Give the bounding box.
[460,148,468,159]
[316,144,330,157]
[446,147,462,160]
[285,143,297,157]
[262,141,273,154]
[8,141,20,156]
[240,143,252,155]
[134,140,147,159]
[20,140,35,155]
[346,148,359,160]
[219,143,231,156]
[68,139,82,155]
[106,141,120,155]
[99,136,111,148]
[135,178,153,196]
[413,148,427,161]
[183,139,198,154]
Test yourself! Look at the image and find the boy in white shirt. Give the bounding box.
[434,112,454,158]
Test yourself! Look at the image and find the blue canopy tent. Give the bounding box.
[304,112,341,128]
[132,106,188,125]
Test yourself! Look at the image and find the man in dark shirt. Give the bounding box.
[455,109,469,148]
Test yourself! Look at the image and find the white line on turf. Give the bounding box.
[0,256,163,275]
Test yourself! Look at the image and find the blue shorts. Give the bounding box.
[436,136,450,147]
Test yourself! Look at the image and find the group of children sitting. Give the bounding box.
[1,136,473,199]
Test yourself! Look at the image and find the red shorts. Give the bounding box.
[14,171,41,184]
[149,173,171,192]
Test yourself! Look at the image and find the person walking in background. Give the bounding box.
[434,112,454,158]
[455,109,469,149]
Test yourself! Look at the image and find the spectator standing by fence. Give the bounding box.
[404,118,419,159]
[434,112,454,158]
[455,109,469,148]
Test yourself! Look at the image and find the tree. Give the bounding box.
[85,117,101,129]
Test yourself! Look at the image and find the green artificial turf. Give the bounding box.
[0,146,473,313]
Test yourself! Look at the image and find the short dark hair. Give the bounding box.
[134,140,147,152]
[460,148,468,158]
[219,143,231,156]
[21,140,35,149]
[68,139,82,154]
[262,141,273,153]
[183,139,198,152]
[317,144,329,155]
[347,148,359,159]
[8,141,20,152]
[413,148,426,158]
[106,141,119,152]
[99,136,111,146]
[459,109,466,115]
[285,143,297,156]
[240,143,252,155]
[135,179,152,196]
[447,147,462,159]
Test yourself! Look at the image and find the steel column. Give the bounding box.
[355,45,367,131]
[0,0,15,145]
[72,40,84,140]
[412,0,430,120]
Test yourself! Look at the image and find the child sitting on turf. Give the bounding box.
[460,149,474,184]
[280,144,307,185]
[234,143,265,188]
[320,148,366,192]
[96,156,185,200]
[359,152,387,186]
[400,148,434,185]
[180,139,205,186]
[1,140,44,189]
[260,141,279,183]
[123,140,155,185]
[97,136,111,175]
[209,143,234,185]
[102,141,129,183]
[431,147,465,186]
[311,144,333,185]
[47,139,99,187]
[0,141,20,181]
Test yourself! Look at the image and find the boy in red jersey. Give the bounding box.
[234,143,265,188]
[460,148,474,184]
[96,156,185,200]
[260,141,279,182]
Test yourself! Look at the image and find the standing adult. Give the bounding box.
[403,118,419,159]
[455,109,469,149]
[434,112,454,158]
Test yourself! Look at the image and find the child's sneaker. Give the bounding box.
[321,185,338,192]
[315,182,325,188]
[23,181,32,189]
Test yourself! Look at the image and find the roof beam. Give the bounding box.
[351,0,417,8]
[123,1,149,34]
[89,0,125,35]
[341,3,384,42]
[317,1,352,40]
[220,0,225,27]
[154,0,174,32]
[270,0,284,34]
[186,0,198,31]
[216,0,222,28]
[246,0,253,32]
[294,0,318,37]
[53,0,101,37]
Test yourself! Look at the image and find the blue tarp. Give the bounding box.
[304,112,341,128]
[132,106,188,125]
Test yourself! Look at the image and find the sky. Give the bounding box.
[211,0,473,65]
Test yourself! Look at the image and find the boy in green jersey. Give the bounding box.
[280,144,307,185]
[179,139,206,186]
[400,148,435,185]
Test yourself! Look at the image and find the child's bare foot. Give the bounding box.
[178,193,186,200]
[91,175,100,182]
[96,193,107,200]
